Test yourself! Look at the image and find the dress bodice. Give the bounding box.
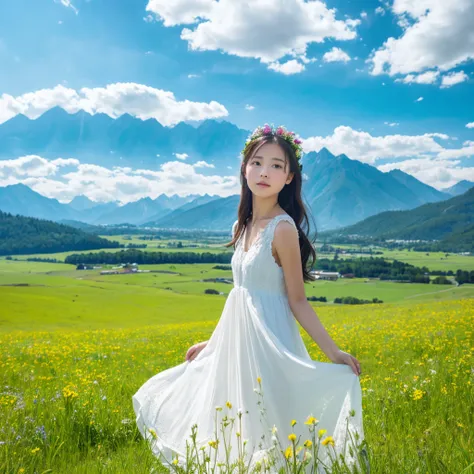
[231,214,299,295]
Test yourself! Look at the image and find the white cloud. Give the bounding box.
[268,59,305,75]
[375,6,385,15]
[440,71,469,88]
[245,104,255,111]
[360,11,368,19]
[0,83,228,126]
[0,156,238,203]
[0,155,79,179]
[303,126,451,164]
[378,158,474,189]
[384,122,399,127]
[57,0,78,15]
[174,153,189,160]
[369,0,474,77]
[323,47,351,63]
[146,0,360,74]
[466,122,474,128]
[398,70,439,85]
[187,74,200,79]
[415,96,424,102]
[193,160,215,168]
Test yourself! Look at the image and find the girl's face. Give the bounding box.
[244,142,294,197]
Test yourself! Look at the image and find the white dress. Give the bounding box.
[132,214,364,471]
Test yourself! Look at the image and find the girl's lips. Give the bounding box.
[257,183,270,187]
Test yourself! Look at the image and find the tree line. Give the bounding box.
[0,211,121,256]
[65,249,233,265]
[315,256,430,283]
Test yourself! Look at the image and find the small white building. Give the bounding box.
[310,271,341,281]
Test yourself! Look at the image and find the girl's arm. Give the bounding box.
[273,222,361,376]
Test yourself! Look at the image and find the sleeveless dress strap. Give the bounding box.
[261,214,299,250]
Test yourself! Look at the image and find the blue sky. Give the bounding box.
[0,0,473,202]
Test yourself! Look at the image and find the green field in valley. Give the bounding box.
[1,248,473,473]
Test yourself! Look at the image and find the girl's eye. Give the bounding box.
[273,164,282,169]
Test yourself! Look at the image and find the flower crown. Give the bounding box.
[242,124,304,171]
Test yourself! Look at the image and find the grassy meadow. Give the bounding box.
[1,243,473,473]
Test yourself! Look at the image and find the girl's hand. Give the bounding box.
[185,341,207,362]
[332,350,361,376]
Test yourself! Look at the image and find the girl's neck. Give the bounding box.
[250,197,280,223]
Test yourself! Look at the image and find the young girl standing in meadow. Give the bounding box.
[133,124,364,472]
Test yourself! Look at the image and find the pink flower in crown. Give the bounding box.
[262,124,272,134]
[294,138,302,145]
[276,126,284,136]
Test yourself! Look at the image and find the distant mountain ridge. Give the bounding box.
[0,107,248,170]
[442,180,474,196]
[0,183,217,226]
[0,146,453,231]
[329,187,474,242]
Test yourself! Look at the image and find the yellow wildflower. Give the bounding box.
[318,429,327,439]
[30,447,40,454]
[322,436,335,447]
[257,376,262,384]
[413,389,423,401]
[288,433,297,442]
[291,419,297,427]
[304,416,318,425]
[226,401,232,409]
[284,446,293,459]
[303,440,313,448]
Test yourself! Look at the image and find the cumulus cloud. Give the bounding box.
[323,47,351,63]
[369,0,474,78]
[397,70,439,85]
[303,126,451,164]
[174,153,189,160]
[146,0,360,74]
[0,83,228,126]
[378,158,474,189]
[375,6,385,15]
[0,156,238,203]
[193,160,215,168]
[440,71,469,88]
[268,60,305,75]
[0,155,79,179]
[245,104,255,111]
[467,122,474,128]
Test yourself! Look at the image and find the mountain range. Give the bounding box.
[0,183,221,226]
[0,108,456,231]
[0,107,247,171]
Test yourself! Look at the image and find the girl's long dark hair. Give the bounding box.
[225,134,317,282]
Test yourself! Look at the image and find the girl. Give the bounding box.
[132,124,364,472]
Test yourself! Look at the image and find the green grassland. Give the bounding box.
[1,244,473,473]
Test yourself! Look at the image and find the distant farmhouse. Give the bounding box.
[99,263,150,275]
[310,270,341,281]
